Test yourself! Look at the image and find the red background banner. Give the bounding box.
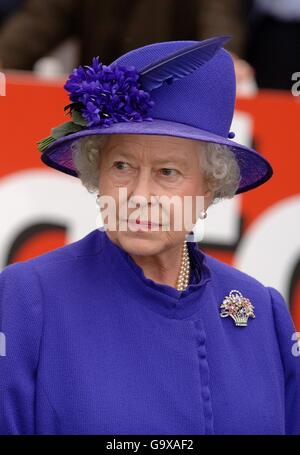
[1,73,299,329]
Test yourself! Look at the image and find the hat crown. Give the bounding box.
[112,40,236,137]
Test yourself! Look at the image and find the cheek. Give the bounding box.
[100,170,136,197]
[186,172,206,194]
[99,170,119,195]
[176,174,205,200]
[98,173,119,223]
[167,178,205,229]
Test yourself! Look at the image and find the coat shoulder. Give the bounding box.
[201,251,275,311]
[0,229,102,277]
[203,251,267,292]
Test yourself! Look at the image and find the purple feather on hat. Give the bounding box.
[139,35,230,91]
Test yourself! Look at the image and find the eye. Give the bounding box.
[113,161,130,170]
[159,168,179,177]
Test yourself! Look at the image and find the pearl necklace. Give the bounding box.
[176,240,191,291]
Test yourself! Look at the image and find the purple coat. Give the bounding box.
[1,228,300,434]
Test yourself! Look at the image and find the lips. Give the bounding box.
[121,218,162,227]
[132,218,162,227]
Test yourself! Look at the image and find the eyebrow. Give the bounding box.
[152,157,188,167]
[108,148,189,167]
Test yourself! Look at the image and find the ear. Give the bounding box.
[203,188,213,210]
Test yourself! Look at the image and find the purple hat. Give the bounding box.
[38,36,273,194]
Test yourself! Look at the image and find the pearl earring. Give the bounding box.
[199,209,207,219]
[96,193,100,206]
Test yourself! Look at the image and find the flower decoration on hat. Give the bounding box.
[38,58,155,152]
[66,58,155,126]
[37,35,230,153]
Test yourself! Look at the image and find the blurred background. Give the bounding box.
[0,0,299,327]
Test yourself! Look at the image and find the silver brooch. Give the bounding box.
[220,290,255,327]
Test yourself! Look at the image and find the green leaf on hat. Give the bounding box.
[71,110,88,127]
[51,121,83,139]
[37,120,84,153]
[37,135,56,153]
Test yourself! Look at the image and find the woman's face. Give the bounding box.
[98,134,210,256]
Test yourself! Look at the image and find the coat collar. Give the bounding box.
[97,227,212,319]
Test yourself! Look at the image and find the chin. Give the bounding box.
[114,230,170,257]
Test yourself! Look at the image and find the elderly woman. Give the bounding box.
[1,36,300,435]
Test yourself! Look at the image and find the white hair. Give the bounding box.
[71,134,241,204]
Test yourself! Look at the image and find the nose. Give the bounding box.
[129,168,155,207]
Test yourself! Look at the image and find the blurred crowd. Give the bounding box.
[0,0,299,90]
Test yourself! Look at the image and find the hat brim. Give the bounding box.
[41,119,273,194]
